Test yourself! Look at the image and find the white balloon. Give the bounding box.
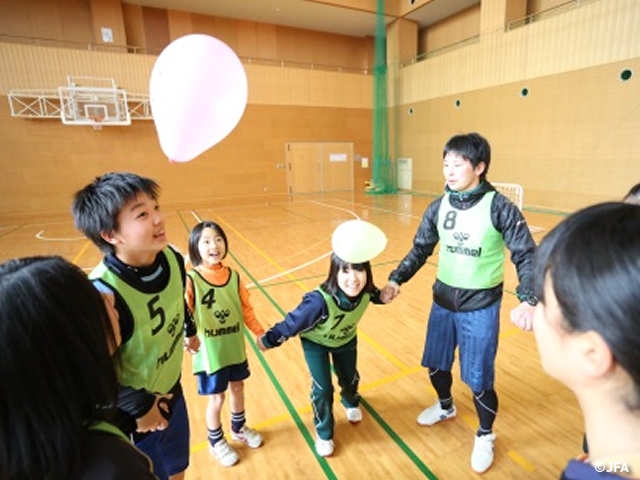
[331,220,387,263]
[149,34,248,163]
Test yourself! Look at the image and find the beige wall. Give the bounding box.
[394,57,640,211]
[394,0,640,211]
[0,100,372,216]
[1,0,639,216]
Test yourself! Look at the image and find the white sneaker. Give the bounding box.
[315,436,335,457]
[231,425,263,448]
[346,407,363,423]
[417,402,457,426]
[209,439,239,467]
[471,433,496,473]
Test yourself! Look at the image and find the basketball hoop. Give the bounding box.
[91,115,103,131]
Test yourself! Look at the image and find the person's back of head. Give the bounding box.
[72,172,160,254]
[623,182,640,205]
[443,132,491,180]
[534,202,640,403]
[0,256,119,480]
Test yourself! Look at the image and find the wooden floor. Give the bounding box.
[0,191,580,480]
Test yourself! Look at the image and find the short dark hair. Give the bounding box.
[188,221,229,266]
[443,132,491,180]
[534,202,640,407]
[624,182,640,204]
[0,256,119,479]
[72,172,160,254]
[320,253,375,298]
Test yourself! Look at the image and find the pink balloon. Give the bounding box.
[150,34,248,163]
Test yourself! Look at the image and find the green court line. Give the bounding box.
[188,210,338,478]
[227,249,338,480]
[360,398,438,480]
[225,246,438,478]
[185,206,527,479]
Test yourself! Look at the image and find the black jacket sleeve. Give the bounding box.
[388,197,442,285]
[262,291,327,348]
[490,193,537,300]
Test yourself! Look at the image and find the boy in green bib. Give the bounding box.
[381,133,537,474]
[72,172,199,480]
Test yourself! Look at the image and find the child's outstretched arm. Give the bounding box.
[259,291,326,350]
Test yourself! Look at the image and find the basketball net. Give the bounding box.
[91,115,103,131]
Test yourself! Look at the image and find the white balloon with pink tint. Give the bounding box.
[150,34,248,163]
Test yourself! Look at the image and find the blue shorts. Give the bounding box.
[196,360,250,395]
[134,390,190,480]
[422,300,501,392]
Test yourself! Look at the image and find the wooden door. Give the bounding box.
[286,142,353,194]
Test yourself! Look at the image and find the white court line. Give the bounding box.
[190,205,357,288]
[328,198,422,221]
[308,201,361,219]
[36,230,85,241]
[245,251,332,288]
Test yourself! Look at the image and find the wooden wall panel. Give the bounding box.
[480,0,509,33]
[528,0,572,15]
[506,0,528,24]
[90,0,126,47]
[142,6,169,54]
[60,0,94,45]
[387,18,418,66]
[0,0,30,37]
[418,5,480,55]
[0,42,372,106]
[394,57,640,211]
[1,0,373,71]
[122,3,146,52]
[236,21,275,60]
[26,0,64,41]
[0,43,157,93]
[166,9,192,42]
[0,101,372,217]
[402,0,640,104]
[0,0,97,45]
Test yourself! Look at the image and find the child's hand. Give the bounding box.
[510,302,535,331]
[136,393,174,433]
[256,335,267,351]
[184,335,200,354]
[380,282,400,303]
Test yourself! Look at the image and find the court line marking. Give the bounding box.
[189,200,537,476]
[36,230,85,241]
[190,210,338,479]
[192,208,438,478]
[246,251,332,288]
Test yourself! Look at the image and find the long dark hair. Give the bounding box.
[0,256,119,479]
[534,202,640,408]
